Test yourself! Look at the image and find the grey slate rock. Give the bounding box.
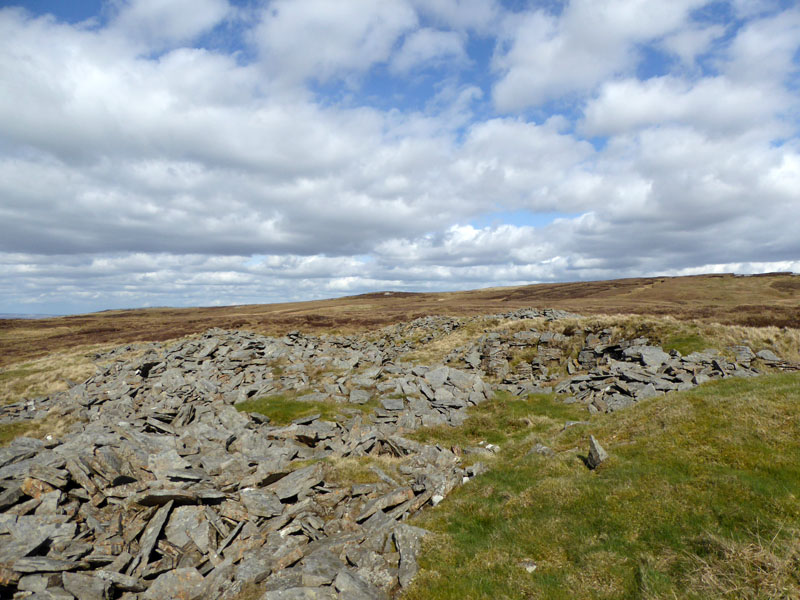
[587,436,608,469]
[240,488,283,517]
[348,389,371,405]
[62,572,110,600]
[380,397,404,411]
[393,524,428,588]
[756,349,781,362]
[267,463,324,501]
[526,443,555,458]
[261,587,338,599]
[142,567,206,600]
[333,569,388,600]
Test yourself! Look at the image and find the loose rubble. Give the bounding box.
[1,309,796,599]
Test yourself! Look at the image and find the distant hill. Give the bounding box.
[0,313,62,320]
[1,272,798,368]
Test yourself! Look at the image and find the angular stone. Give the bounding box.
[62,572,110,600]
[94,570,146,592]
[623,345,670,368]
[756,349,781,362]
[133,500,173,576]
[297,549,343,587]
[394,524,428,588]
[133,489,198,507]
[587,436,608,469]
[380,397,404,411]
[349,390,371,405]
[239,488,283,517]
[142,567,206,600]
[262,587,338,599]
[424,366,449,388]
[446,369,475,392]
[266,463,323,501]
[164,506,212,554]
[13,557,87,573]
[0,484,25,511]
[357,488,414,522]
[18,574,58,592]
[333,569,388,600]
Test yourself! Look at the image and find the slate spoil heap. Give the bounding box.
[1,309,795,599]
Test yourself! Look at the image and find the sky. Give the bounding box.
[1,0,799,315]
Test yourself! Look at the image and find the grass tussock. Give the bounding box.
[404,373,800,600]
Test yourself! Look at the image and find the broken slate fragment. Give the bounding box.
[62,572,110,600]
[266,463,323,501]
[142,567,206,600]
[239,488,283,518]
[394,523,428,588]
[756,349,781,362]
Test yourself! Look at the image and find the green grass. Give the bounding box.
[662,332,710,356]
[0,421,37,445]
[404,374,800,600]
[235,393,341,424]
[0,366,46,403]
[409,391,587,449]
[235,393,381,425]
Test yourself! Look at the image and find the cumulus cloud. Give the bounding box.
[109,0,231,48]
[251,0,417,84]
[581,76,787,137]
[390,28,467,73]
[0,0,798,314]
[492,0,707,111]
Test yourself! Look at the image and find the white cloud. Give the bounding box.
[390,28,467,73]
[720,7,800,86]
[251,0,417,85]
[660,24,726,66]
[582,76,787,137]
[492,0,708,111]
[409,0,502,33]
[110,0,231,48]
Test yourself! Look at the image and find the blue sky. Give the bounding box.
[0,0,799,314]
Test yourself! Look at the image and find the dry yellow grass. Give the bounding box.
[0,342,155,405]
[688,532,800,599]
[322,455,407,488]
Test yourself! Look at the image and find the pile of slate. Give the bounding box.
[0,327,497,599]
[467,326,793,413]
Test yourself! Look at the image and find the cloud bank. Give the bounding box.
[1,0,799,314]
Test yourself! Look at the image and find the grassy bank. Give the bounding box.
[404,373,800,599]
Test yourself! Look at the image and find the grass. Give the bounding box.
[0,342,134,405]
[235,392,381,426]
[0,421,39,445]
[403,373,800,600]
[322,455,407,487]
[0,414,77,446]
[408,391,586,450]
